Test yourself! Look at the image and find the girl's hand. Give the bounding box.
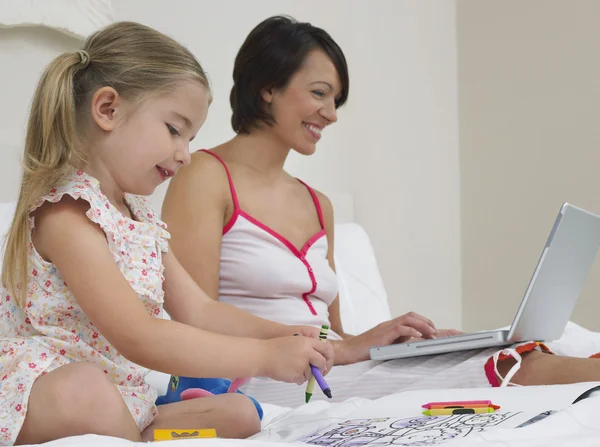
[281,325,322,339]
[257,336,335,385]
[275,325,335,373]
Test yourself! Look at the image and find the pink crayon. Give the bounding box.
[422,400,493,409]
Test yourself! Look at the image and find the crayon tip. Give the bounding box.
[305,393,312,403]
[324,389,332,399]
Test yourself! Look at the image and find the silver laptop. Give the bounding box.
[370,203,600,361]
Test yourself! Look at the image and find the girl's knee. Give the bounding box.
[18,362,140,444]
[221,394,261,438]
[43,363,135,431]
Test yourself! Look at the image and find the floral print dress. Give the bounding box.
[0,170,170,445]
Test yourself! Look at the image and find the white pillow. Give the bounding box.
[333,223,391,335]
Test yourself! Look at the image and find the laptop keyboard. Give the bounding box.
[410,331,497,345]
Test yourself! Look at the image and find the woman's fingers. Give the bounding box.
[395,312,437,338]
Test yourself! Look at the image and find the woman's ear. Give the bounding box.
[89,86,124,131]
[261,86,274,104]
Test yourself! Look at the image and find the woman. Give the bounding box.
[162,15,600,407]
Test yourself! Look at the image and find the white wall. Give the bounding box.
[112,0,462,330]
[0,27,80,202]
[0,1,462,330]
[458,0,600,332]
[341,1,461,328]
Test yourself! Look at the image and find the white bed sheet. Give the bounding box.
[28,320,600,446]
[145,320,600,409]
[19,319,600,446]
[22,383,600,446]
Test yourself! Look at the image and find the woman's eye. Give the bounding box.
[312,90,325,98]
[166,124,180,136]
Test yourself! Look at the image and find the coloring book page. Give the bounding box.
[253,382,600,445]
[296,414,528,447]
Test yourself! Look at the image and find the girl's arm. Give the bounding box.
[161,248,316,340]
[34,197,330,381]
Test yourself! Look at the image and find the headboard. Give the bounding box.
[0,0,113,39]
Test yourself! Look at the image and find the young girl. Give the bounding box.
[0,21,333,445]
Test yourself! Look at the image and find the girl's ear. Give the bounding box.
[89,87,125,131]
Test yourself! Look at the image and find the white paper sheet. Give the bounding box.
[254,382,600,446]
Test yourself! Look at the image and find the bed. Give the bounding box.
[21,382,600,446]
[2,202,600,445]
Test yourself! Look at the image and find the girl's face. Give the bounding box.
[90,80,210,196]
[264,50,342,156]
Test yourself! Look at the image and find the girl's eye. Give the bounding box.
[166,124,180,136]
[312,90,325,98]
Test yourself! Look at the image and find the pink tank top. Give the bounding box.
[203,150,341,340]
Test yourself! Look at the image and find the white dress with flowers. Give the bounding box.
[0,170,170,445]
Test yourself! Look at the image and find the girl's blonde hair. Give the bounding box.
[2,21,210,307]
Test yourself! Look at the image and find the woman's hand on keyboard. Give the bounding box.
[333,312,439,364]
[408,328,463,342]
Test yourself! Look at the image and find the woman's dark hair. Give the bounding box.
[230,15,349,134]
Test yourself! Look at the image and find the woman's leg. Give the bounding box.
[141,393,261,441]
[499,350,600,386]
[15,362,140,445]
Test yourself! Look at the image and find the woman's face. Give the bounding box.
[263,50,342,155]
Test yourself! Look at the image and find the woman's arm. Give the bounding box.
[34,197,330,381]
[161,152,226,300]
[319,192,352,340]
[328,297,354,339]
[319,192,361,364]
[318,191,437,365]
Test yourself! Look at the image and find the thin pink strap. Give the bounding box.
[199,149,240,211]
[297,179,324,229]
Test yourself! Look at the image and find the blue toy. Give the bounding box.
[155,376,263,420]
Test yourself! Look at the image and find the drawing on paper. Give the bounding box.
[297,413,522,447]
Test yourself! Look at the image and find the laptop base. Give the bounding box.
[370,330,515,360]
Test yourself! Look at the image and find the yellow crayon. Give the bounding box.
[305,325,329,403]
[422,407,495,416]
[154,428,217,441]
